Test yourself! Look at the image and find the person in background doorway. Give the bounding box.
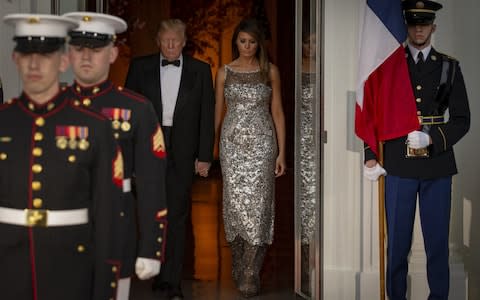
[125,18,215,300]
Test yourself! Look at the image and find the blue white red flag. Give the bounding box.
[355,0,419,156]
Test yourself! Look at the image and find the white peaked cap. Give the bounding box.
[3,13,79,37]
[62,12,127,35]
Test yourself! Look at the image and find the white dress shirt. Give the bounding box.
[407,42,432,63]
[160,54,183,126]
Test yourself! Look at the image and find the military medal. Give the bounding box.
[55,126,68,149]
[68,126,77,150]
[112,108,121,130]
[121,109,132,132]
[111,119,120,130]
[56,137,68,149]
[78,126,89,150]
[121,121,131,132]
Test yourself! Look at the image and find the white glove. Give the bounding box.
[407,130,430,149]
[363,163,387,181]
[135,257,161,280]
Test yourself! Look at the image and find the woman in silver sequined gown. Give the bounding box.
[215,19,286,298]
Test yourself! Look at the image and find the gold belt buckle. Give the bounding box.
[406,145,429,158]
[25,209,48,227]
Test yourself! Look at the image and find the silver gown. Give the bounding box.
[300,72,316,244]
[220,65,277,246]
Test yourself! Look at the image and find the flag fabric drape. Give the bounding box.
[355,0,419,156]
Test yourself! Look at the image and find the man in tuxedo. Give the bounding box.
[125,18,215,300]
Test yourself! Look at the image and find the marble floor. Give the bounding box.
[131,164,298,300]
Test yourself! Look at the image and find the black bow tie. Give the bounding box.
[161,59,180,67]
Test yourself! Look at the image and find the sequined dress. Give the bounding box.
[220,65,277,246]
[300,72,316,244]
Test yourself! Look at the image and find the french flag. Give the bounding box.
[355,0,419,156]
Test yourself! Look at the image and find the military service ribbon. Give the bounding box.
[67,126,78,149]
[121,109,131,132]
[78,127,89,150]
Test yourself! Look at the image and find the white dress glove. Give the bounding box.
[135,257,161,280]
[363,163,387,181]
[407,130,430,149]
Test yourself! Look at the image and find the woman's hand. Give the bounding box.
[274,155,286,177]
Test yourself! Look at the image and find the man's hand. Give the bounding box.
[364,160,387,181]
[407,130,431,149]
[195,159,211,177]
[135,257,161,280]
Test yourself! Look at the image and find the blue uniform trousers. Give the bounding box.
[385,175,452,300]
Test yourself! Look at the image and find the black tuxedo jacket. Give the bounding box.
[125,53,215,164]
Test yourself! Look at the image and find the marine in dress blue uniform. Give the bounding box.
[0,14,123,300]
[62,12,168,300]
[364,1,470,299]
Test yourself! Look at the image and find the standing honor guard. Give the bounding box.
[363,1,470,299]
[0,14,123,300]
[63,12,168,300]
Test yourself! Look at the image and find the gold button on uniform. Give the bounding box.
[32,181,42,191]
[33,147,43,157]
[159,224,164,229]
[68,155,76,163]
[77,245,85,252]
[33,198,43,208]
[156,251,161,257]
[47,103,55,111]
[157,237,163,243]
[112,266,118,273]
[120,211,125,217]
[32,164,43,173]
[416,98,422,103]
[74,100,81,106]
[28,103,35,110]
[110,282,116,288]
[0,153,7,160]
[416,85,422,90]
[82,98,91,106]
[35,117,45,127]
[114,133,119,139]
[34,132,43,141]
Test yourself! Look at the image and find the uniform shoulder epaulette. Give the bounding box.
[115,85,148,103]
[439,52,458,62]
[0,98,17,110]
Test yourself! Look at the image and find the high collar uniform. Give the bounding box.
[67,80,168,277]
[0,89,122,300]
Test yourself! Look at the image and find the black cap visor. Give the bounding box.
[68,31,113,49]
[14,37,65,54]
[405,11,436,25]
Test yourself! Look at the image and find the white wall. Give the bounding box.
[0,0,31,101]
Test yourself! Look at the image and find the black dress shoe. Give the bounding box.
[151,280,169,292]
[167,285,184,300]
